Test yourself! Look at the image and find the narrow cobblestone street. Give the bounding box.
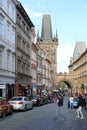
[0,96,87,130]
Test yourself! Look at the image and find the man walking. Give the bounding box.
[55,94,65,120]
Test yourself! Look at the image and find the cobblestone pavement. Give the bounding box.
[52,96,87,130]
[0,96,87,130]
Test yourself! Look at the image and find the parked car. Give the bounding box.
[73,98,79,108]
[47,94,54,103]
[8,96,33,111]
[31,95,43,106]
[40,95,49,105]
[68,97,78,108]
[0,97,13,117]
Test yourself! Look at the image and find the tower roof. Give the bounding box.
[41,14,52,40]
[73,41,86,61]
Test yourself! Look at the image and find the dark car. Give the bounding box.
[0,97,13,118]
[31,95,43,106]
[40,95,49,105]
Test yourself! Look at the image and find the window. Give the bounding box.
[22,62,26,73]
[11,27,15,44]
[22,21,25,31]
[7,51,10,70]
[22,39,26,51]
[0,18,3,36]
[7,0,10,14]
[17,14,21,25]
[12,54,15,72]
[17,34,21,48]
[6,22,10,41]
[0,50,3,67]
[25,65,28,74]
[17,59,21,72]
[12,5,15,20]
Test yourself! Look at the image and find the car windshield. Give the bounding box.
[74,98,78,101]
[33,96,39,99]
[10,97,22,101]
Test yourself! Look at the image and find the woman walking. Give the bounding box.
[76,94,84,119]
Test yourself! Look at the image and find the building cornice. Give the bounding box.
[16,1,34,28]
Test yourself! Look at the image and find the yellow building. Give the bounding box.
[73,49,87,94]
[45,57,51,91]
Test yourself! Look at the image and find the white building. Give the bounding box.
[0,0,16,99]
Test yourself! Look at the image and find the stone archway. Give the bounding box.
[55,73,74,94]
[57,79,73,95]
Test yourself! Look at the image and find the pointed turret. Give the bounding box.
[56,29,58,38]
[37,29,39,39]
[73,41,86,61]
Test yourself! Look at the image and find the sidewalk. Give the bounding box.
[53,96,87,130]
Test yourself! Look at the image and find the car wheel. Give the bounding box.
[38,102,41,106]
[3,111,5,118]
[0,112,2,118]
[31,104,33,109]
[24,105,27,111]
[10,109,13,115]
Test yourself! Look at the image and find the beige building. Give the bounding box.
[45,57,51,91]
[69,41,87,94]
[73,49,87,94]
[36,46,44,95]
[36,45,52,95]
[37,14,58,88]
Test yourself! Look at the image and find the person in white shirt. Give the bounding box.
[69,95,74,110]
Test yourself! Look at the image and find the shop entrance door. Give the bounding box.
[0,89,2,96]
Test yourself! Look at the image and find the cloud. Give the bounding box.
[22,4,43,18]
[57,43,74,73]
[23,4,43,18]
[27,9,43,18]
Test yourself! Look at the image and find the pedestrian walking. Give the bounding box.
[55,94,65,120]
[76,94,84,119]
[84,95,87,109]
[69,95,74,110]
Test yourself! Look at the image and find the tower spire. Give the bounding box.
[56,29,58,38]
[41,14,52,40]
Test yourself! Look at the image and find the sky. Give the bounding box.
[19,0,87,73]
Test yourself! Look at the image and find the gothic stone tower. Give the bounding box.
[37,14,58,87]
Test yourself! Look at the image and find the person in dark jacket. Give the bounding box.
[76,94,84,119]
[58,95,63,107]
[55,94,65,120]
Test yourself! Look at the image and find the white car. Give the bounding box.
[8,96,33,111]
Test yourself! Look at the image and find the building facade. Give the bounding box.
[45,56,52,93]
[73,49,87,95]
[69,41,87,95]
[36,46,43,95]
[31,27,38,96]
[37,14,58,88]
[0,0,16,99]
[15,1,34,96]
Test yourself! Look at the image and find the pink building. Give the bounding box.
[31,27,38,95]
